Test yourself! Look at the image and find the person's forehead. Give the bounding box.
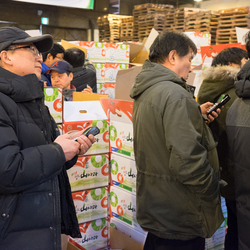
[51,71,67,76]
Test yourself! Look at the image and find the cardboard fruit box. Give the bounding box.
[69,218,109,250]
[63,101,109,156]
[72,187,108,224]
[67,154,110,192]
[110,153,137,194]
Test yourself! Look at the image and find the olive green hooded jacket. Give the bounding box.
[130,60,224,241]
[197,65,239,200]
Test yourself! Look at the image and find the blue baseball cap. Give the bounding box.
[47,60,73,74]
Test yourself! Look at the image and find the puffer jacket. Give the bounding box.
[197,65,239,200]
[226,60,250,250]
[71,66,97,92]
[130,60,224,241]
[0,67,80,250]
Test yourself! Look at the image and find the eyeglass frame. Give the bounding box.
[5,44,41,57]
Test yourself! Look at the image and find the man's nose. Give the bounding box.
[37,54,43,63]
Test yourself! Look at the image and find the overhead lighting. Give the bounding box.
[194,0,202,2]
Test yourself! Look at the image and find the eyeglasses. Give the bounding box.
[7,45,41,56]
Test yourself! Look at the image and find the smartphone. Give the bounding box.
[73,126,100,141]
[207,94,231,115]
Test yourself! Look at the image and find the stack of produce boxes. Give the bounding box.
[44,87,63,133]
[63,100,110,250]
[101,99,148,246]
[68,41,130,99]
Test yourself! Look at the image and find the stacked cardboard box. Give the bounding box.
[101,99,148,248]
[44,89,111,249]
[63,100,110,250]
[216,6,250,44]
[44,87,63,125]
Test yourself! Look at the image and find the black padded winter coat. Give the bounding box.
[0,67,80,250]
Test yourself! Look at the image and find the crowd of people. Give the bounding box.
[0,24,250,250]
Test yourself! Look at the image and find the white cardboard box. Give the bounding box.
[44,87,62,123]
[105,43,130,63]
[97,83,116,99]
[72,187,108,224]
[67,154,110,192]
[109,186,144,234]
[63,101,109,155]
[95,63,129,83]
[110,153,137,194]
[100,99,134,159]
[69,218,108,250]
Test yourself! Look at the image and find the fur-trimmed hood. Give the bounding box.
[198,65,240,105]
[202,65,240,82]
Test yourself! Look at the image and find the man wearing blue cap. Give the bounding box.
[48,60,75,90]
[0,27,95,249]
[48,60,77,101]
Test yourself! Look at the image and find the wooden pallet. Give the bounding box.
[219,6,250,16]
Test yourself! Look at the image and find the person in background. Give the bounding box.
[64,47,97,92]
[226,31,250,250]
[130,31,224,250]
[197,47,248,250]
[48,59,76,101]
[0,26,95,250]
[244,30,250,58]
[48,59,94,100]
[48,60,75,90]
[42,43,65,86]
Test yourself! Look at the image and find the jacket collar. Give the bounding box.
[0,67,44,102]
[130,60,187,99]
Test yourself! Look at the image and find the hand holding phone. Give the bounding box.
[207,94,231,115]
[73,126,100,141]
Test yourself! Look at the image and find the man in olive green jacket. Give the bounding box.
[130,31,224,250]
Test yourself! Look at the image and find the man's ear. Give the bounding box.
[168,50,177,65]
[69,72,73,81]
[45,53,53,63]
[0,51,13,66]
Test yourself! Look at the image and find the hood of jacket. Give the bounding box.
[130,60,186,99]
[0,67,44,102]
[198,65,239,104]
[234,60,250,98]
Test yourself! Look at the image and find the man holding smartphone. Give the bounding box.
[0,27,95,249]
[130,31,224,250]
